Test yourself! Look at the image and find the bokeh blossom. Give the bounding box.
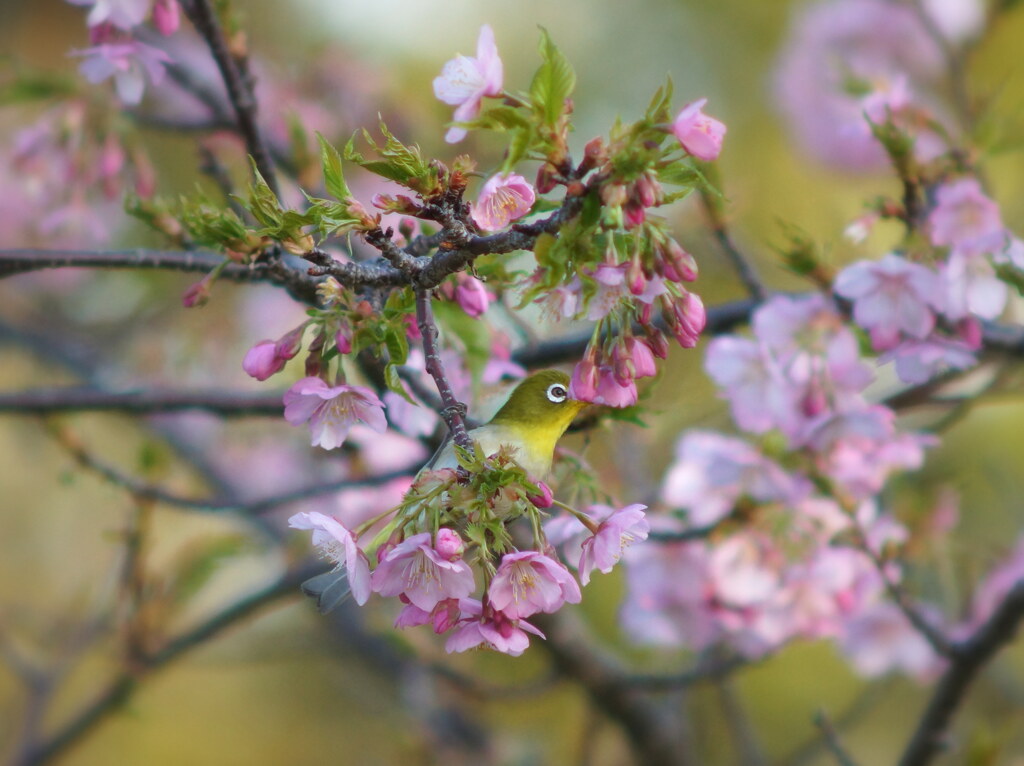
[433,24,503,143]
[283,378,387,450]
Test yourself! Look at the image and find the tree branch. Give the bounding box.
[0,387,285,417]
[897,580,1024,766]
[14,564,319,766]
[415,289,472,450]
[179,0,278,195]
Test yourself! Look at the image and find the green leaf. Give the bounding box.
[996,263,1024,297]
[171,535,250,605]
[343,122,441,195]
[383,325,409,366]
[529,28,576,127]
[384,363,417,405]
[644,77,675,123]
[317,132,350,201]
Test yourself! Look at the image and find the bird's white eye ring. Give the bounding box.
[546,383,568,403]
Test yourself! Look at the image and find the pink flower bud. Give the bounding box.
[455,273,491,318]
[663,240,698,282]
[274,324,306,361]
[624,203,646,229]
[627,256,646,296]
[626,337,658,378]
[535,163,558,194]
[335,326,353,355]
[669,291,706,348]
[435,528,466,561]
[646,332,670,360]
[152,0,181,36]
[182,277,211,308]
[527,481,554,509]
[958,317,982,349]
[569,358,599,402]
[243,341,284,381]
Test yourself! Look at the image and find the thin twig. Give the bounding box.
[898,580,1024,766]
[46,421,416,514]
[15,565,319,766]
[179,0,278,195]
[699,187,768,302]
[812,710,860,766]
[0,387,285,417]
[415,289,472,450]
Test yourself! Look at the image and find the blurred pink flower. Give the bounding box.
[152,0,179,35]
[928,178,1006,256]
[445,599,544,656]
[661,431,809,527]
[283,377,387,450]
[433,24,503,143]
[834,254,942,350]
[706,336,800,436]
[488,551,581,619]
[288,511,371,605]
[68,0,151,30]
[940,251,1007,321]
[470,173,535,231]
[881,335,978,384]
[371,532,476,611]
[579,504,650,585]
[839,601,945,680]
[72,40,170,104]
[773,0,947,171]
[671,98,726,161]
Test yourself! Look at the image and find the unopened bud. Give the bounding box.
[535,163,558,194]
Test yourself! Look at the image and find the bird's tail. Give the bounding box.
[300,569,352,614]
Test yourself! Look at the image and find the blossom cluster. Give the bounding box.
[774,0,983,171]
[622,294,947,677]
[67,0,181,105]
[837,178,1022,384]
[289,461,649,656]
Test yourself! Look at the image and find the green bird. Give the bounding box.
[428,369,588,478]
[302,369,587,613]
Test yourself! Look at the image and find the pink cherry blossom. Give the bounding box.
[283,377,387,450]
[487,551,581,619]
[881,335,978,384]
[839,601,945,680]
[834,254,942,350]
[579,504,650,585]
[288,511,371,605]
[433,24,503,143]
[72,40,171,105]
[470,173,535,231]
[928,178,1006,256]
[705,336,802,436]
[445,599,545,656]
[671,98,726,161]
[661,431,810,527]
[620,531,720,648]
[773,0,946,171]
[68,0,151,30]
[370,532,476,612]
[940,250,1007,321]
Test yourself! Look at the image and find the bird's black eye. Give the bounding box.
[546,383,568,403]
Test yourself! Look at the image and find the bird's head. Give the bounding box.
[488,370,589,431]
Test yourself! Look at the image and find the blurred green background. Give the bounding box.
[2,0,1024,764]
